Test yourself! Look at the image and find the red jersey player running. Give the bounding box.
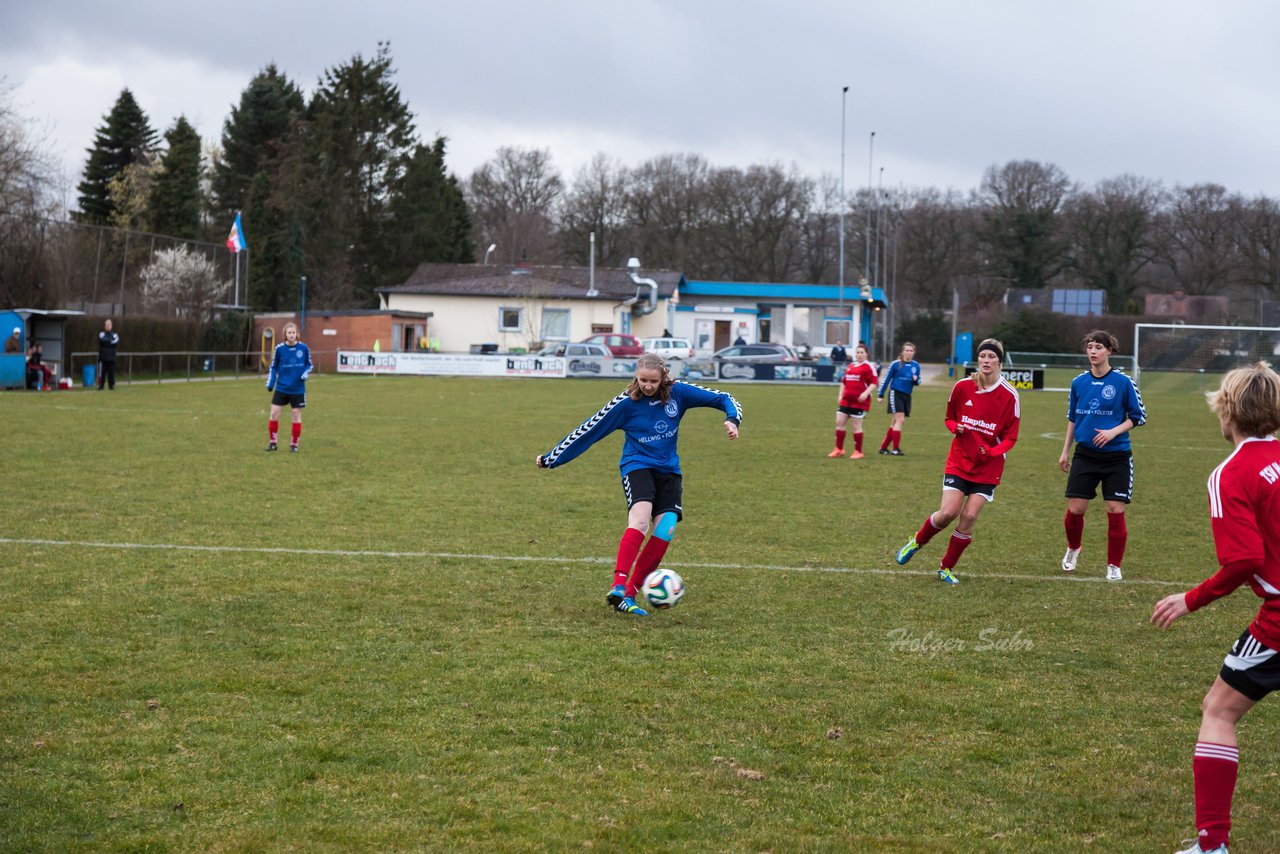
[892,338,1021,584]
[1152,362,1280,854]
[828,343,878,458]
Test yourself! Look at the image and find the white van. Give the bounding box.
[640,337,696,360]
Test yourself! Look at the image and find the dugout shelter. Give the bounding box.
[0,308,85,390]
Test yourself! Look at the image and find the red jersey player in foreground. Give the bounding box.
[892,338,1020,584]
[828,343,878,458]
[1152,362,1280,854]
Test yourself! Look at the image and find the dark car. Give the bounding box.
[711,343,800,363]
[582,333,644,357]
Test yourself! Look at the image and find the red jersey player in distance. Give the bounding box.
[1152,362,1280,854]
[892,338,1021,584]
[827,343,878,458]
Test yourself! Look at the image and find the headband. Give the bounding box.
[977,341,1004,361]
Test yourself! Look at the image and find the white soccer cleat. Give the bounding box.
[1173,839,1227,854]
[1061,548,1080,572]
[1106,564,1123,582]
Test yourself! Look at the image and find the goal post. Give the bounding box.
[1133,323,1280,386]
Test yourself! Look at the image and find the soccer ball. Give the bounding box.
[641,568,685,609]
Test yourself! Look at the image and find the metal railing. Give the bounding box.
[68,350,270,386]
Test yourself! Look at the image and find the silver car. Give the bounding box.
[711,343,800,363]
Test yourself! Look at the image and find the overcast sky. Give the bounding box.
[6,0,1280,208]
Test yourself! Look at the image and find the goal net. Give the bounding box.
[1133,323,1280,385]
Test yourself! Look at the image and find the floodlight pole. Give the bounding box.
[838,86,848,312]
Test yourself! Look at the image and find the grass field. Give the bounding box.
[3,371,1278,852]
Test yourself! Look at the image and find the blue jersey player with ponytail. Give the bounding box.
[536,352,742,616]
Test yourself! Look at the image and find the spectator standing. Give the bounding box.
[97,319,119,390]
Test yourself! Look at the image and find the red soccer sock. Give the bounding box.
[1193,742,1238,850]
[835,429,846,451]
[614,528,645,588]
[915,513,944,546]
[940,531,973,570]
[291,422,302,446]
[881,428,893,451]
[268,419,279,443]
[1064,511,1085,550]
[892,429,902,450]
[853,431,864,453]
[1107,511,1127,566]
[626,536,671,598]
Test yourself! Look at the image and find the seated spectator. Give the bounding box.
[5,326,21,353]
[27,342,53,390]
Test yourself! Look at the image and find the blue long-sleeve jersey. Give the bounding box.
[878,358,921,397]
[1066,368,1146,454]
[267,342,312,395]
[541,381,742,476]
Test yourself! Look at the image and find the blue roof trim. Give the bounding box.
[685,280,886,302]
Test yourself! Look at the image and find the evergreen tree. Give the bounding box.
[151,116,203,239]
[385,137,475,281]
[210,64,305,225]
[306,42,416,305]
[77,89,158,224]
[244,170,305,311]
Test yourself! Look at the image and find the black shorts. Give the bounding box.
[885,390,912,417]
[837,405,869,417]
[271,390,306,409]
[942,473,997,502]
[1065,445,1132,503]
[1219,628,1280,702]
[621,468,683,519]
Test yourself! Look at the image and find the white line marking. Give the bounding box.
[0,537,1188,587]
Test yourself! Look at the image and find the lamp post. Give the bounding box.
[838,86,848,312]
[483,243,497,265]
[865,131,875,285]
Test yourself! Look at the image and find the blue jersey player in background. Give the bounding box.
[877,342,922,455]
[1058,330,1146,581]
[536,352,742,616]
[265,321,312,453]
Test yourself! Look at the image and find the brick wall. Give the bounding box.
[253,314,398,372]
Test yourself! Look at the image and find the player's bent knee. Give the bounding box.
[652,512,678,542]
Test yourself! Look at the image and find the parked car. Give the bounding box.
[640,336,696,360]
[538,342,611,358]
[711,343,800,363]
[582,333,644,357]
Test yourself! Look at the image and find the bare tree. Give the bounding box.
[1061,174,1161,313]
[1232,194,1280,299]
[0,80,64,307]
[700,163,813,282]
[466,146,563,264]
[896,188,972,311]
[557,153,630,268]
[1152,183,1241,296]
[974,159,1076,291]
[623,153,712,272]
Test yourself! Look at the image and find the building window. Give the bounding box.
[542,308,570,341]
[499,307,522,332]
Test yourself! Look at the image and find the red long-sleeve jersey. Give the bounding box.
[1185,436,1280,648]
[838,360,878,409]
[942,376,1021,485]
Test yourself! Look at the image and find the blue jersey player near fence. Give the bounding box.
[265,321,312,453]
[536,352,742,616]
[1058,330,1147,581]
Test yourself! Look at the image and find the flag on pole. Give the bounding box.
[226,212,248,254]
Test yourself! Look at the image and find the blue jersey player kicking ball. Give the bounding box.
[536,352,742,616]
[1058,330,1146,581]
[265,321,312,453]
